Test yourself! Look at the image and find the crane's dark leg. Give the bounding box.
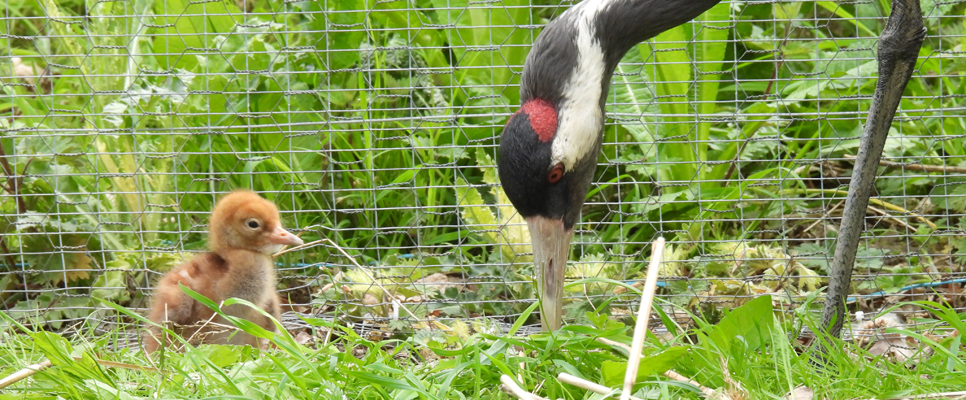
[818,0,925,355]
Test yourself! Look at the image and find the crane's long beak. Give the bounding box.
[526,216,574,331]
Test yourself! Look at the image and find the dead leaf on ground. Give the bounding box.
[854,313,932,363]
[295,331,314,346]
[783,386,814,400]
[866,335,925,363]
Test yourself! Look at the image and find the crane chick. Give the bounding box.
[143,190,304,353]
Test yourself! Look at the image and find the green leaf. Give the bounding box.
[706,295,774,353]
[611,46,658,163]
[797,265,821,292]
[773,1,802,21]
[645,26,693,188]
[456,176,498,243]
[179,283,223,314]
[815,2,877,37]
[693,3,731,177]
[345,370,438,399]
[390,165,424,185]
[708,101,778,181]
[931,184,966,210]
[601,346,688,386]
[152,0,238,70]
[91,258,133,303]
[456,150,532,264]
[324,0,367,70]
[430,0,529,109]
[508,300,541,337]
[196,344,241,368]
[31,331,74,366]
[783,60,876,101]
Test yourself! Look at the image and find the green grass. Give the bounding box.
[1,292,963,399]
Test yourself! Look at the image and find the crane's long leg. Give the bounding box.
[819,0,925,347]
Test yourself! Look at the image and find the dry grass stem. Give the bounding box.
[844,154,966,174]
[892,391,966,400]
[558,372,642,400]
[866,204,915,231]
[500,374,546,400]
[272,239,324,258]
[620,237,665,400]
[0,356,159,390]
[801,200,844,236]
[181,301,228,347]
[0,360,52,390]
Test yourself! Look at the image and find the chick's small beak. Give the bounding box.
[268,225,304,246]
[527,216,574,331]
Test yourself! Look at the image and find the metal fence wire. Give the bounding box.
[1,0,964,344]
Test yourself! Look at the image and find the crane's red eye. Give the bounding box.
[547,163,564,183]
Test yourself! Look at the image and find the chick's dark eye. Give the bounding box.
[247,220,259,229]
[547,163,564,184]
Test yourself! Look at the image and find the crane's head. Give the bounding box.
[496,0,608,332]
[498,96,603,331]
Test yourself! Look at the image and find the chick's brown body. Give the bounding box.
[143,191,302,353]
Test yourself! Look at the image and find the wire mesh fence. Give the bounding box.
[1,0,964,343]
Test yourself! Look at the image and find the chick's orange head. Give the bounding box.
[209,190,303,253]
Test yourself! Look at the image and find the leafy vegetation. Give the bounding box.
[1,0,965,396]
[1,0,965,390]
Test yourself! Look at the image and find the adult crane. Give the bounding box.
[497,0,722,331]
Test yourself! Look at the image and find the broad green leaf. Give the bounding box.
[456,176,499,244]
[773,1,802,21]
[708,101,777,181]
[694,3,731,176]
[326,0,367,70]
[706,295,774,353]
[797,265,821,292]
[152,0,238,70]
[931,184,966,210]
[196,344,241,368]
[783,60,876,100]
[601,346,688,386]
[641,25,693,188]
[456,150,532,263]
[91,258,133,303]
[31,331,74,366]
[430,0,529,108]
[611,46,658,162]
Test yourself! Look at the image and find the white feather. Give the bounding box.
[551,0,612,171]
